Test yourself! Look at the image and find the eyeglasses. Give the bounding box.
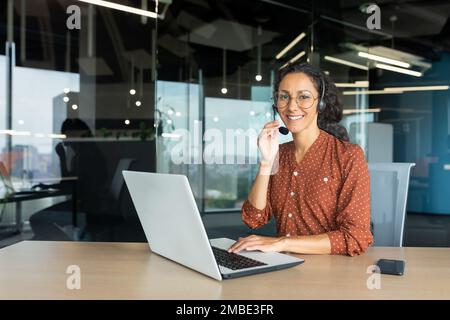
[273,90,318,110]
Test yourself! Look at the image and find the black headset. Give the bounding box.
[273,77,326,135]
[317,77,326,112]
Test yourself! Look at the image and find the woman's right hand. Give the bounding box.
[258,120,280,168]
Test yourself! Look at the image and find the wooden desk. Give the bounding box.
[0,241,449,299]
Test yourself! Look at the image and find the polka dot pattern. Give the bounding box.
[241,129,374,256]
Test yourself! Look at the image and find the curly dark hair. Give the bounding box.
[273,62,349,142]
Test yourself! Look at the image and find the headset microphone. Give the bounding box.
[272,105,290,135]
[278,126,289,135]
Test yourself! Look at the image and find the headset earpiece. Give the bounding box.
[318,78,326,112]
[318,100,325,111]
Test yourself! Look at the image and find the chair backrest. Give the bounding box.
[110,158,136,201]
[368,162,415,247]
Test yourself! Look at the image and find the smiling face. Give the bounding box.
[275,72,320,135]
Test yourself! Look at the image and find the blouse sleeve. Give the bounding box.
[327,145,374,256]
[241,176,273,229]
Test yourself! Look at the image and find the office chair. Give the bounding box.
[368,162,415,247]
[81,158,137,241]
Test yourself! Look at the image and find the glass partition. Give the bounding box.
[1,0,449,244]
[155,0,313,213]
[1,0,157,241]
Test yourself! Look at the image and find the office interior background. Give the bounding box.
[0,0,449,248]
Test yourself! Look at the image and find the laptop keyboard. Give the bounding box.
[212,247,267,270]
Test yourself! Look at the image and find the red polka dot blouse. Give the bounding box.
[241,129,374,256]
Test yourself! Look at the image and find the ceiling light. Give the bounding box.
[0,130,31,136]
[375,63,422,77]
[343,85,449,95]
[129,89,136,95]
[77,0,158,19]
[335,81,369,88]
[48,133,67,139]
[275,32,306,60]
[256,26,263,83]
[324,56,368,71]
[161,133,181,139]
[221,48,227,95]
[72,104,78,110]
[343,90,403,95]
[63,97,70,103]
[384,85,449,92]
[358,52,411,68]
[124,119,130,125]
[343,108,381,114]
[280,51,306,69]
[135,101,141,107]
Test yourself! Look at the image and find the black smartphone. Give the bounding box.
[376,259,405,276]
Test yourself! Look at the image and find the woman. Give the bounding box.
[229,62,373,256]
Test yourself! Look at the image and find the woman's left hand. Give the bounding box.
[228,235,286,253]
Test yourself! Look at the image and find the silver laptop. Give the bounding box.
[0,161,47,195]
[123,171,304,281]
